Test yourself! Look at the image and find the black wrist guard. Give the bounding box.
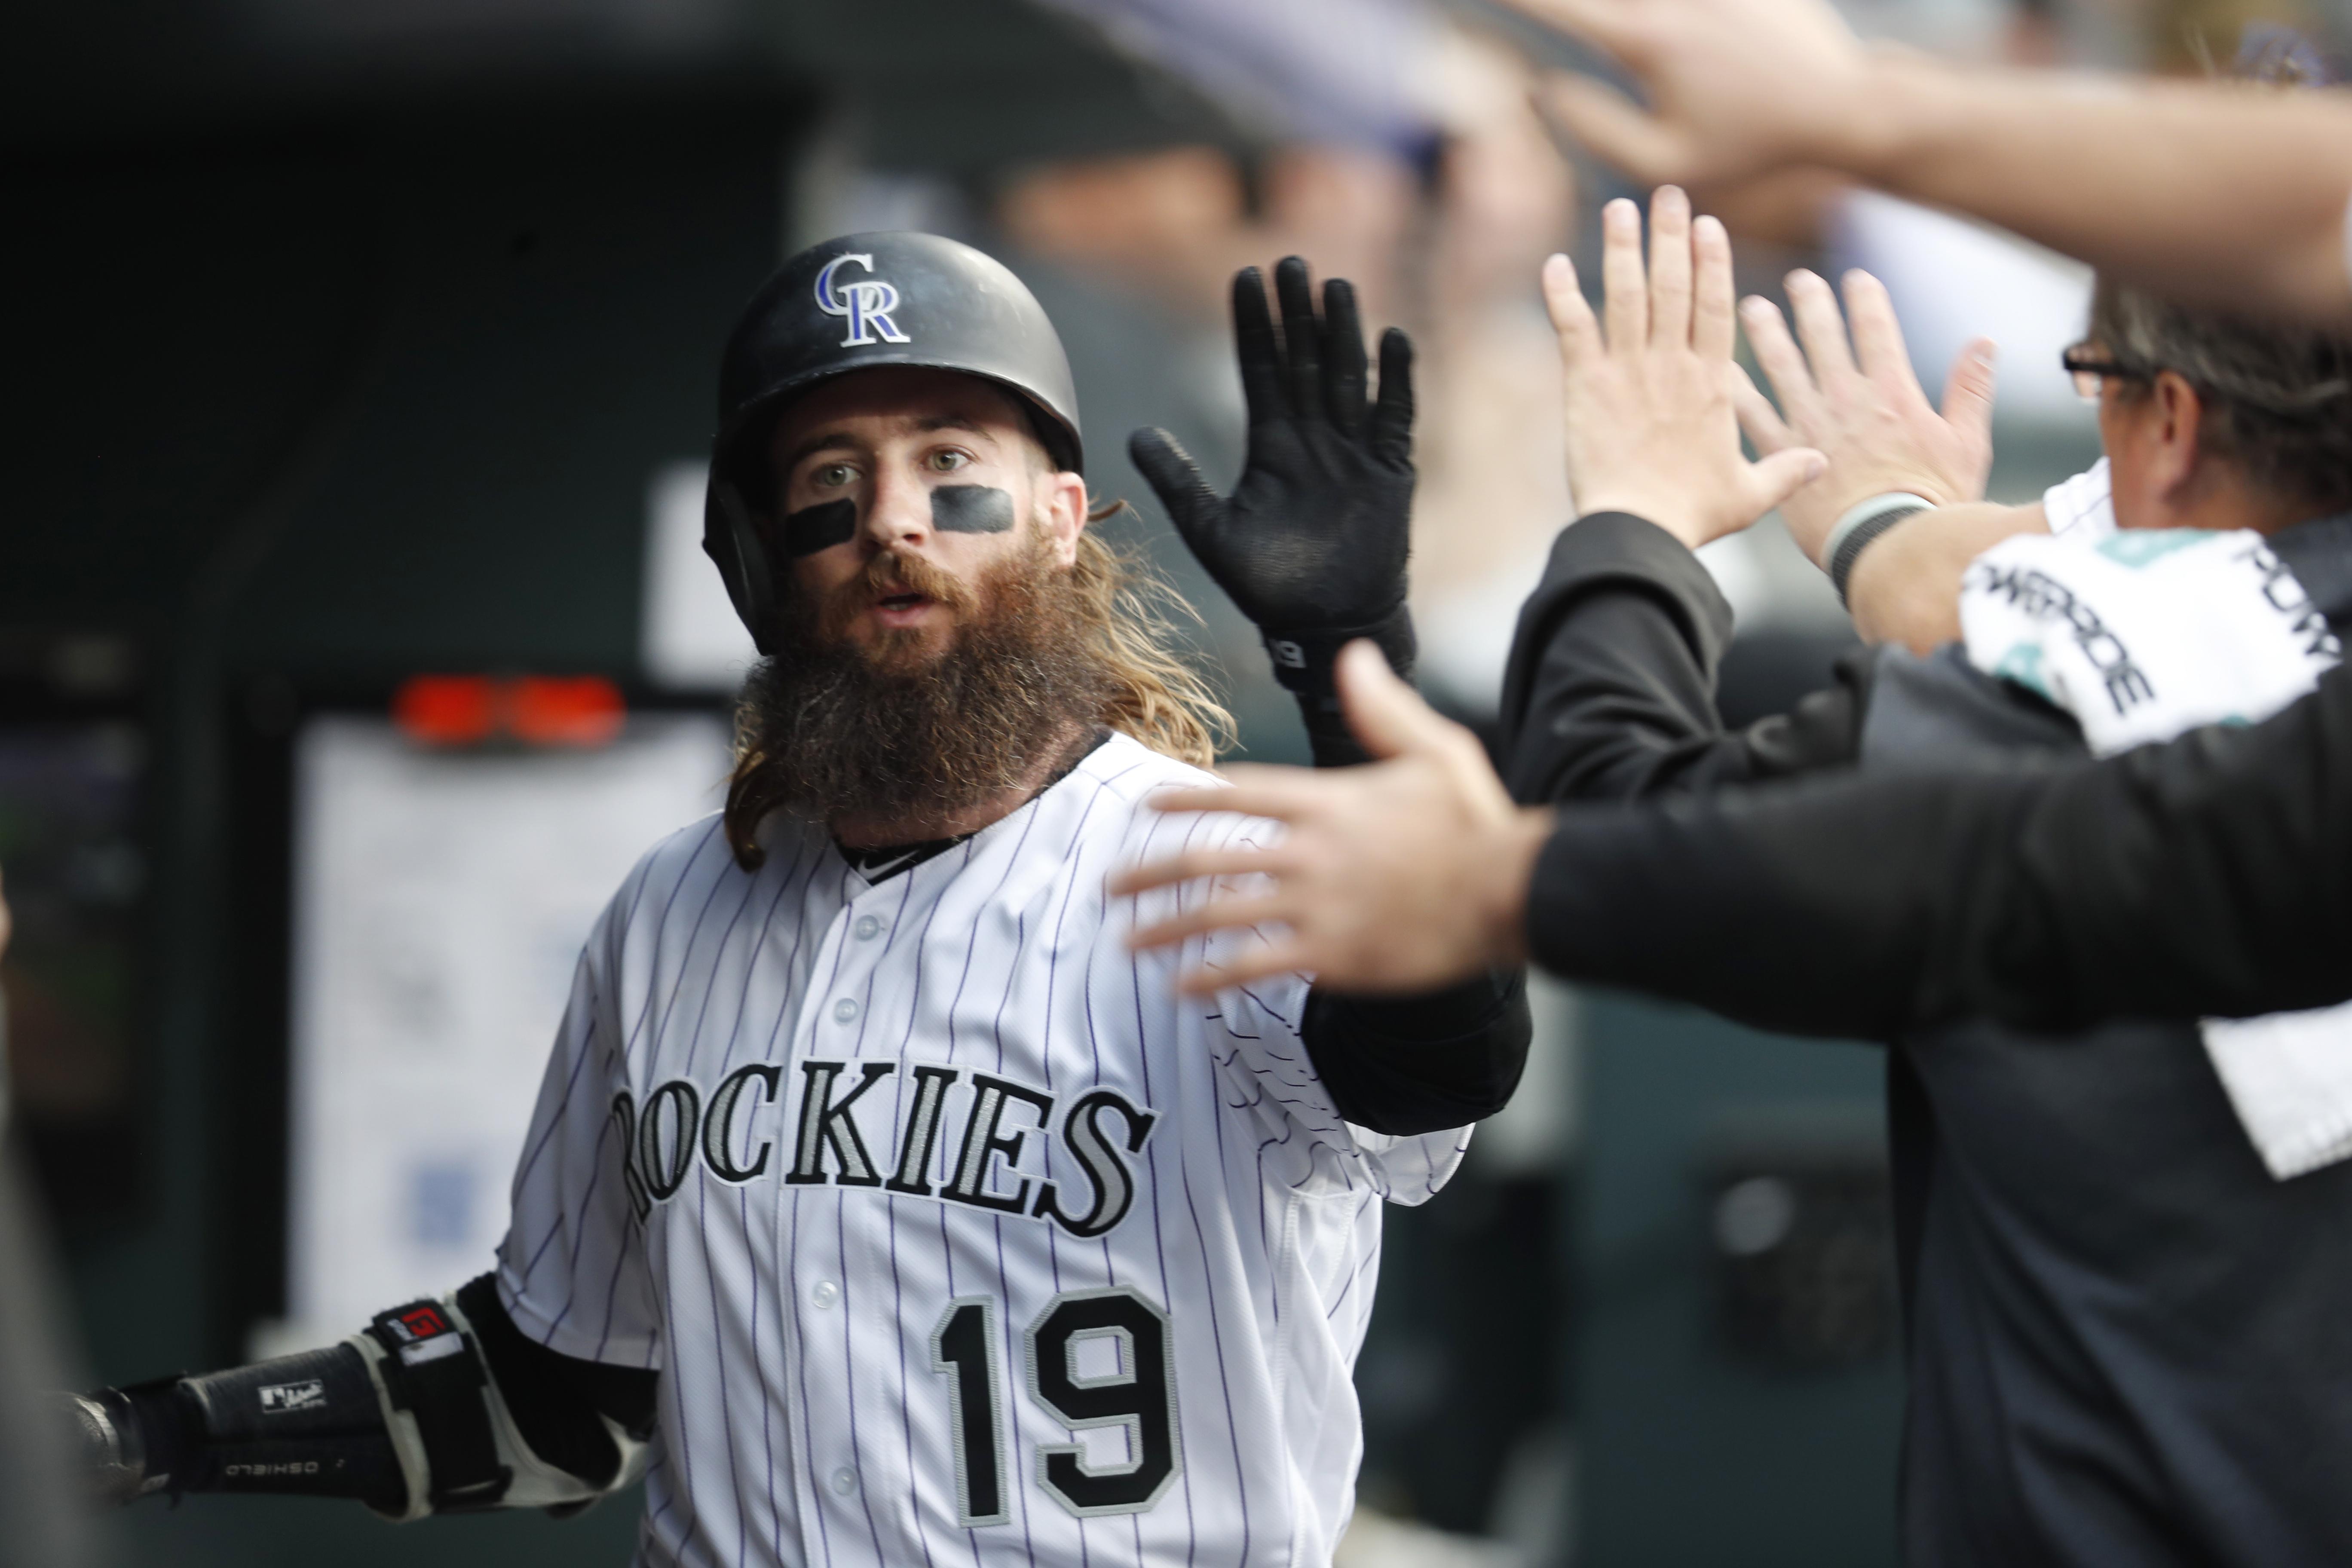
[1261,608,1416,701]
[1264,609,1416,769]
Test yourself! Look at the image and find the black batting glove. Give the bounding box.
[1130,258,1417,766]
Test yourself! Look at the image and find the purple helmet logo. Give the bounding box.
[813,253,912,349]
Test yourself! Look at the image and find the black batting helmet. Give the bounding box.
[702,231,1084,654]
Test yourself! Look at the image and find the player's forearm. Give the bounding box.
[70,1346,410,1511]
[67,1275,654,1519]
[1844,501,2043,653]
[1834,60,2352,320]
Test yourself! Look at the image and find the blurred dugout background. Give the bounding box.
[0,0,2333,1562]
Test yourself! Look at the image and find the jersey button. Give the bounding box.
[833,998,859,1024]
[854,914,881,940]
[829,1466,858,1496]
[811,1279,839,1310]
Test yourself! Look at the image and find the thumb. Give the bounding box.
[1127,428,1223,543]
[1940,337,1998,452]
[1739,446,1830,519]
[1730,363,1795,454]
[1335,640,1456,761]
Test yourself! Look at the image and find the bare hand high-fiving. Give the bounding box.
[1115,643,1549,995]
[1734,268,1997,565]
[1552,186,1824,550]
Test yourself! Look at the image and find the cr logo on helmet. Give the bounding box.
[814,253,912,348]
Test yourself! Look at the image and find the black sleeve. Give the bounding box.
[1498,511,1866,806]
[457,1276,656,1487]
[1289,615,1420,768]
[1298,971,1533,1136]
[1523,659,2352,1037]
[1286,608,1533,1137]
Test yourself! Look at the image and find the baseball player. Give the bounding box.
[61,232,1528,1567]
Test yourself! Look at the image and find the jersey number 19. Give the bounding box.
[929,1286,1182,1525]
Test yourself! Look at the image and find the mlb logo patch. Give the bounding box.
[258,1379,327,1415]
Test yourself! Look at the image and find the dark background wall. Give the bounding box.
[5,89,803,1568]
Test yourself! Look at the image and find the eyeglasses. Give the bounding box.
[2061,343,2156,404]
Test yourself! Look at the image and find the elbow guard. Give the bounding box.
[351,1282,651,1520]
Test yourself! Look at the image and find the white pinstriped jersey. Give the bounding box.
[494,732,1470,1568]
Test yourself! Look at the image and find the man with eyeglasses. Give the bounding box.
[1745,325,2352,661]
[1525,212,2352,1561]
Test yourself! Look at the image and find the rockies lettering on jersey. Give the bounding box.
[496,734,1471,1568]
[614,1066,1155,1239]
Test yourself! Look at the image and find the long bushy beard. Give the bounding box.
[735,531,1114,830]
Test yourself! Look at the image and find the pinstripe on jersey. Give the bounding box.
[495,733,1471,1568]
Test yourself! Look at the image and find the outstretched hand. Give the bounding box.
[1734,268,1996,565]
[1552,187,1825,551]
[1128,260,1416,676]
[1113,643,1551,996]
[1502,0,1872,189]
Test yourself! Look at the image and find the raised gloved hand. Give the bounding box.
[1130,258,1416,763]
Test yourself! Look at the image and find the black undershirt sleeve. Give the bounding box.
[458,1277,656,1487]
[1292,627,1534,1135]
[1298,971,1532,1137]
[1524,658,2352,1037]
